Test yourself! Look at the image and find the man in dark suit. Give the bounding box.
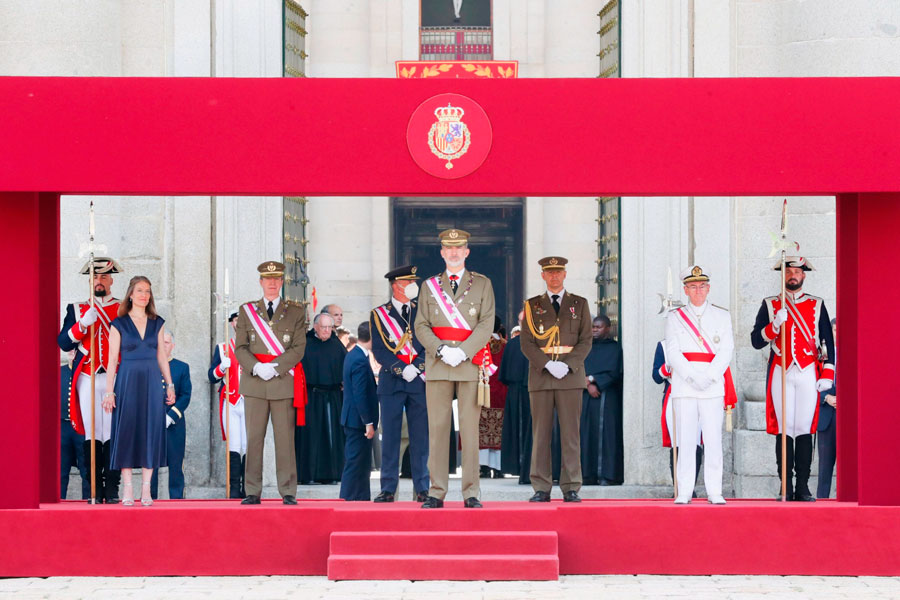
[339,322,379,501]
[370,265,429,503]
[817,317,837,499]
[151,330,192,499]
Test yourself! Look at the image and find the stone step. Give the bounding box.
[327,531,558,580]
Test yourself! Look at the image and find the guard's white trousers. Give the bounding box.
[77,372,112,442]
[225,397,248,455]
[771,364,817,438]
[672,396,723,502]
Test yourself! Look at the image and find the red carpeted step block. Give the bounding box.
[330,530,558,555]
[327,531,559,580]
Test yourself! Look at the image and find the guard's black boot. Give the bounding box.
[775,435,795,501]
[793,434,816,502]
[101,441,120,504]
[229,452,243,499]
[240,454,247,498]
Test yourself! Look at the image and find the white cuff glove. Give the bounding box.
[816,378,833,393]
[253,362,279,381]
[219,355,231,370]
[79,306,99,328]
[440,346,466,368]
[401,364,419,382]
[545,361,569,380]
[773,308,788,328]
[166,415,175,428]
[692,375,715,391]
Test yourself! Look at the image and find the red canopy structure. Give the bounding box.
[1,77,898,577]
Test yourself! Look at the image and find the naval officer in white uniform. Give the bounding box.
[664,265,736,505]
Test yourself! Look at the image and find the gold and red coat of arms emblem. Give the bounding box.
[428,103,471,170]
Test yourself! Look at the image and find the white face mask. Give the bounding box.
[404,282,419,300]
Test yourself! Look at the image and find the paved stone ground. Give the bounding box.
[2,575,900,599]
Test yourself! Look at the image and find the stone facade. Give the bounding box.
[5,0,898,497]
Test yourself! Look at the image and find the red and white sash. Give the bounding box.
[426,276,497,376]
[243,303,295,377]
[783,296,818,357]
[374,305,417,363]
[242,302,309,426]
[425,276,470,331]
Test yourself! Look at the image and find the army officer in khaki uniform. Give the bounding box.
[234,261,307,505]
[520,256,593,503]
[414,229,496,508]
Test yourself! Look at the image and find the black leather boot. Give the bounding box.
[240,454,247,498]
[229,452,243,499]
[101,441,120,504]
[775,435,795,501]
[793,434,816,502]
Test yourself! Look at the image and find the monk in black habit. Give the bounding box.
[580,315,624,485]
[295,312,347,484]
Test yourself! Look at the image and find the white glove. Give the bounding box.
[79,306,99,328]
[219,355,231,370]
[166,415,175,428]
[545,361,569,380]
[691,374,715,391]
[773,308,788,328]
[401,364,420,382]
[816,378,833,393]
[440,346,466,368]
[252,362,279,381]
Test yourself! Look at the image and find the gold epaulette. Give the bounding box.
[712,303,730,312]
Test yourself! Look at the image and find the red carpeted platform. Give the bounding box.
[4,499,900,578]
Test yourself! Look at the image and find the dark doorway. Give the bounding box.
[392,198,524,332]
[421,0,491,27]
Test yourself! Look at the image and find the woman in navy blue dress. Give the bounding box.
[102,276,176,506]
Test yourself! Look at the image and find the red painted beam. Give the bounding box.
[1,77,900,197]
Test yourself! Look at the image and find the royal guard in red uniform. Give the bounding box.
[57,257,123,503]
[209,312,247,498]
[751,256,835,502]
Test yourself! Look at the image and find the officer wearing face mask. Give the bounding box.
[369,266,430,503]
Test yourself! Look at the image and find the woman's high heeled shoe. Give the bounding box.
[140,483,153,507]
[122,482,135,506]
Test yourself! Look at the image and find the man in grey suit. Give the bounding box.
[414,229,495,508]
[234,260,308,505]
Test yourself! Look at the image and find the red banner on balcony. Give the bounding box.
[396,61,518,79]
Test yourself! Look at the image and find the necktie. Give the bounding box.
[450,274,459,295]
[551,294,560,314]
[401,304,410,323]
[267,301,274,320]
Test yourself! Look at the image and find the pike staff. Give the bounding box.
[224,269,231,499]
[658,267,683,499]
[768,200,796,502]
[214,270,233,499]
[88,202,98,505]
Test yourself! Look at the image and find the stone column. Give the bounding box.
[306,0,371,77]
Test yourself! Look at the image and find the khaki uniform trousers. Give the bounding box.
[244,395,297,498]
[426,380,480,500]
[530,388,582,493]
